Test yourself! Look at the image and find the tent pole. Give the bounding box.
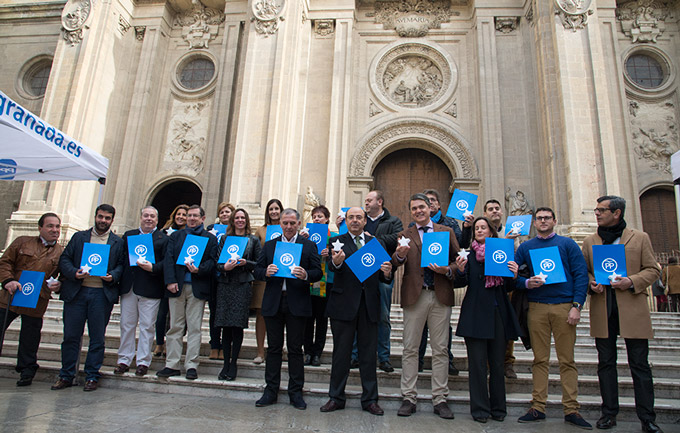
[97,183,104,206]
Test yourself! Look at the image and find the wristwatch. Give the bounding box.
[571,302,582,311]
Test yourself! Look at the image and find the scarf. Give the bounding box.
[598,218,627,245]
[471,240,505,288]
[431,209,442,224]
[185,223,205,236]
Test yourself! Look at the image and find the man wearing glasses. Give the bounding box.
[582,196,663,433]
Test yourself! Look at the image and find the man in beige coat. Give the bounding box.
[582,195,662,433]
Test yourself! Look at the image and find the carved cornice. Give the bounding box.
[495,16,520,34]
[313,19,334,37]
[174,0,225,49]
[554,0,593,32]
[250,0,285,37]
[616,0,669,43]
[135,25,146,41]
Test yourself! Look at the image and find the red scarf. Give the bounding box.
[471,240,505,288]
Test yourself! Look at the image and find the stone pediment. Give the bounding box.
[364,0,464,37]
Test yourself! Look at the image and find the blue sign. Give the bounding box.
[505,215,533,236]
[306,223,328,254]
[80,243,111,277]
[592,244,628,285]
[484,237,515,277]
[273,241,303,279]
[127,233,156,266]
[218,236,249,263]
[11,270,44,309]
[176,234,209,266]
[529,246,567,284]
[338,207,351,235]
[345,238,391,283]
[446,189,478,220]
[421,231,450,267]
[0,159,17,180]
[265,225,283,242]
[210,224,228,240]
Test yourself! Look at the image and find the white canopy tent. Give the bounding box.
[0,90,108,183]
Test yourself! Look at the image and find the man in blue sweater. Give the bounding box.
[514,207,592,429]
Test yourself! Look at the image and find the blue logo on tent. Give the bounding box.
[0,159,17,180]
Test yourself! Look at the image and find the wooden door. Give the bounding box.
[640,187,679,255]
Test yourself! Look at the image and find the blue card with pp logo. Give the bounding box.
[80,243,111,277]
[209,224,228,240]
[345,238,391,283]
[338,207,351,235]
[273,241,303,279]
[446,189,478,220]
[505,215,533,236]
[306,223,328,254]
[265,225,283,241]
[592,244,628,285]
[484,237,515,277]
[127,233,156,266]
[11,270,45,309]
[176,234,209,266]
[529,246,567,284]
[421,231,450,267]
[217,236,249,263]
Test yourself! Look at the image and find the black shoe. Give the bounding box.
[350,359,359,369]
[565,412,593,430]
[448,362,459,376]
[311,355,321,366]
[256,392,277,407]
[16,376,33,387]
[474,417,488,423]
[185,368,198,380]
[641,420,663,433]
[156,367,181,377]
[289,394,307,410]
[218,368,229,380]
[596,415,616,430]
[491,415,505,422]
[304,354,312,365]
[378,361,394,373]
[418,364,424,372]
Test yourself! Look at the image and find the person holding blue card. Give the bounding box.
[505,214,533,237]
[157,205,218,381]
[514,207,592,429]
[54,204,125,392]
[454,216,521,423]
[582,196,663,433]
[446,189,478,221]
[0,212,63,387]
[254,208,322,410]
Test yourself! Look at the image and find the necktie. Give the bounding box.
[354,235,362,249]
[420,226,435,287]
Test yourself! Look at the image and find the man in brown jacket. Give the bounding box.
[582,196,663,433]
[661,256,680,312]
[392,193,459,419]
[0,213,63,386]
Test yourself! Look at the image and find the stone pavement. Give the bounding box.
[1,378,678,433]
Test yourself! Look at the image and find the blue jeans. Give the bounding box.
[353,280,392,363]
[60,287,113,382]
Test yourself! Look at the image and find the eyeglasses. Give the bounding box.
[593,207,611,214]
[535,216,553,221]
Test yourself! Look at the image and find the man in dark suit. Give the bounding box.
[254,208,322,410]
[320,207,392,416]
[52,204,125,392]
[115,206,168,377]
[156,205,217,380]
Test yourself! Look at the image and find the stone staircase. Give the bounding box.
[1,301,680,423]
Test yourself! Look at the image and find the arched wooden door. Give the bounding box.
[640,187,679,257]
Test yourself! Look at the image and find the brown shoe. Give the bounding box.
[83,380,98,392]
[51,378,73,390]
[114,363,129,374]
[217,350,224,360]
[209,349,220,360]
[320,400,344,413]
[363,403,384,416]
[153,344,165,357]
[397,400,416,417]
[504,363,517,379]
[135,365,149,376]
[433,402,455,419]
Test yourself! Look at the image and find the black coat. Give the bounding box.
[369,207,403,256]
[326,233,390,322]
[216,234,261,284]
[455,252,522,341]
[254,236,322,317]
[58,229,125,304]
[163,225,218,300]
[120,229,168,299]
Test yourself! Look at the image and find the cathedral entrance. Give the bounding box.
[150,180,202,229]
[640,187,679,259]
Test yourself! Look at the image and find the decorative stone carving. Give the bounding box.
[174,0,225,49]
[373,0,455,37]
[505,188,534,216]
[369,101,383,117]
[164,100,211,175]
[629,99,679,173]
[554,0,593,32]
[314,19,335,37]
[525,0,535,25]
[135,26,146,41]
[251,0,285,37]
[301,9,307,24]
[61,0,91,46]
[444,101,457,118]
[495,16,520,34]
[616,0,669,43]
[302,186,321,226]
[119,15,130,34]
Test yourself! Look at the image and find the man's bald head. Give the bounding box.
[346,207,366,236]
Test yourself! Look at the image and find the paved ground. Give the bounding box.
[1,379,679,433]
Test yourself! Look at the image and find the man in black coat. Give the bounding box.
[320,207,392,416]
[52,204,125,392]
[156,205,217,380]
[254,208,322,410]
[115,206,167,377]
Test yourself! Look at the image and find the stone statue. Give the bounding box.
[302,186,321,226]
[505,188,533,216]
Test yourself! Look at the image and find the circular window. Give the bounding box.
[625,54,665,89]
[19,59,53,98]
[178,58,215,90]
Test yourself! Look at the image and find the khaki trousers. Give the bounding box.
[166,284,206,370]
[401,289,451,405]
[528,302,579,414]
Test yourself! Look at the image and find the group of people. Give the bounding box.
[0,191,666,432]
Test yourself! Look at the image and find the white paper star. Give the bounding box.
[608,272,622,282]
[463,209,473,217]
[458,249,470,260]
[289,265,297,274]
[338,210,346,219]
[184,257,194,265]
[230,252,240,261]
[81,264,92,273]
[398,236,411,247]
[209,228,219,236]
[332,239,344,252]
[509,227,520,235]
[165,227,176,235]
[300,227,309,235]
[137,256,148,264]
[536,272,547,282]
[46,276,59,285]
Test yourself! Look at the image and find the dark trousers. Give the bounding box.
[0,309,43,378]
[263,294,306,397]
[669,294,680,313]
[418,324,454,368]
[304,295,328,357]
[60,287,113,382]
[596,291,655,422]
[208,297,221,350]
[221,326,244,371]
[464,309,507,419]
[329,295,378,409]
[155,298,169,345]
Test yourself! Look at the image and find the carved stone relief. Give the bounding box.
[61,0,92,46]
[119,15,130,34]
[314,19,335,37]
[629,99,679,173]
[372,0,456,37]
[164,100,211,176]
[251,0,285,37]
[525,0,535,25]
[616,0,669,43]
[174,0,225,49]
[554,0,593,32]
[444,101,457,118]
[369,101,383,117]
[495,16,520,34]
[135,26,146,41]
[505,188,534,216]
